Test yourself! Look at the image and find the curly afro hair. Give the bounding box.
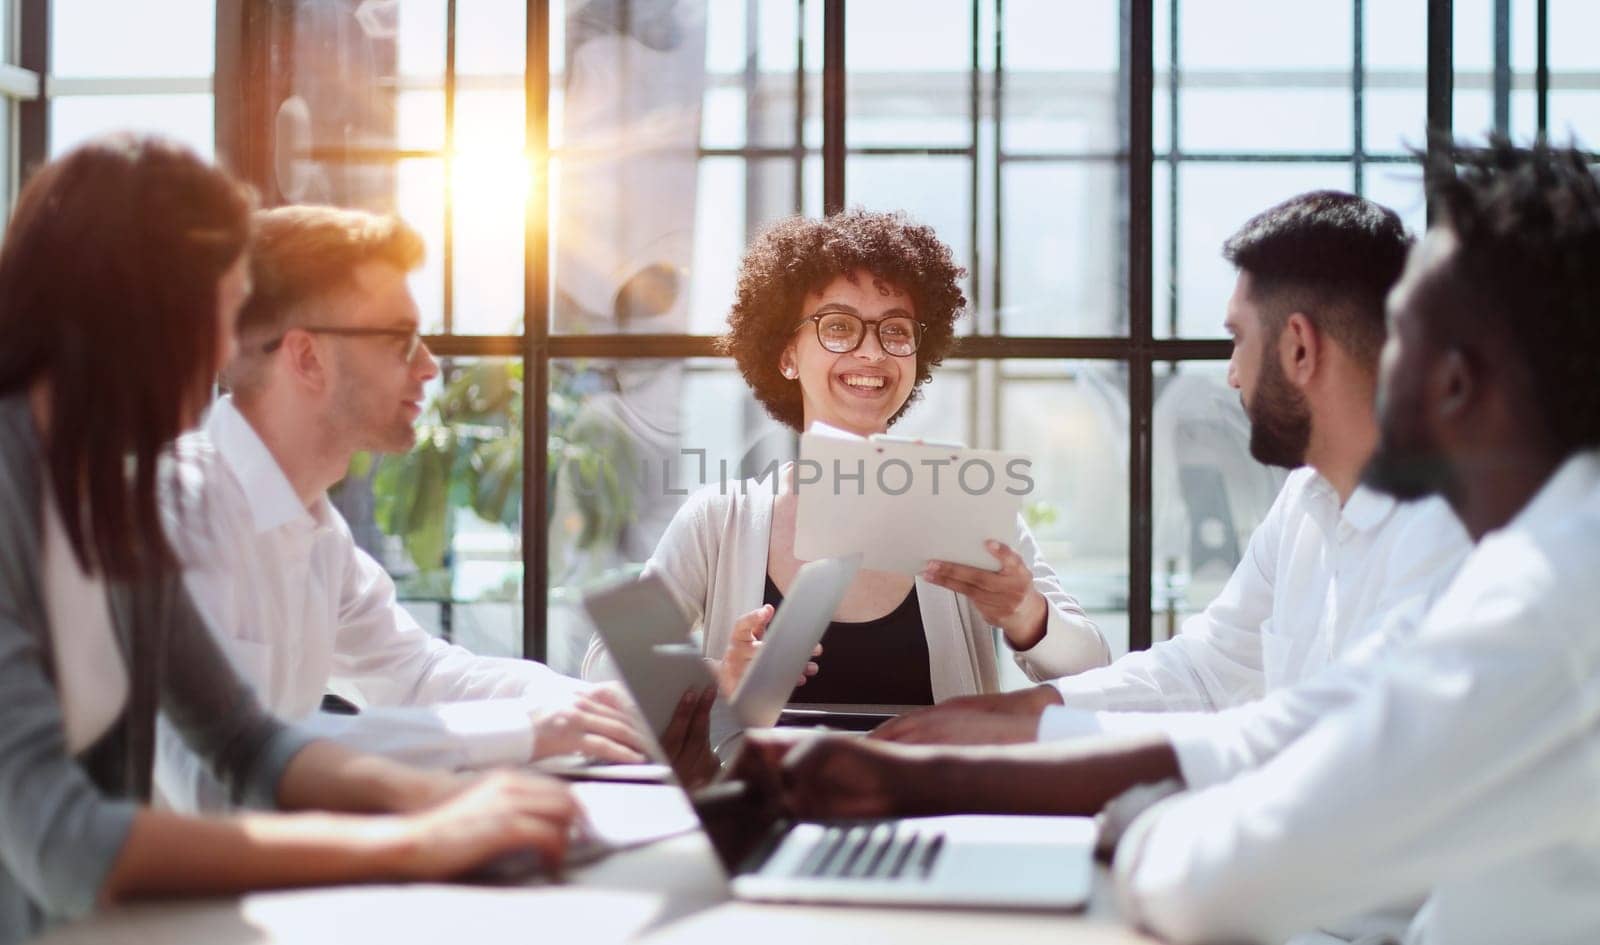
[720,208,967,431]
[1427,136,1600,453]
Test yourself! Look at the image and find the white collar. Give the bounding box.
[205,396,329,535]
[1303,467,1397,534]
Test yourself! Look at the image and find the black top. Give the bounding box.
[763,573,934,707]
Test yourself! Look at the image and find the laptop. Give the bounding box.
[582,572,1098,911]
[582,556,863,738]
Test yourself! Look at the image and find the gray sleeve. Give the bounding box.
[157,578,315,810]
[0,597,138,920]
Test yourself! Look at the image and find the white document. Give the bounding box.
[793,425,1031,573]
[570,781,700,860]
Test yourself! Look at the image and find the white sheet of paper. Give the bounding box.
[568,782,701,864]
[792,426,1030,573]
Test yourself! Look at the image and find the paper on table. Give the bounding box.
[567,781,701,864]
[793,423,1031,573]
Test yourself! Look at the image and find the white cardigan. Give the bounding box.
[582,477,1110,707]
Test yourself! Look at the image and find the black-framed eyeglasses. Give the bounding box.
[262,325,424,361]
[794,310,924,357]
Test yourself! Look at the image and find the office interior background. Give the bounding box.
[9,0,1597,687]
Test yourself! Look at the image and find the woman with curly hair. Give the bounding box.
[585,210,1107,736]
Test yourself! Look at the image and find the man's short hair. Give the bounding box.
[1222,190,1412,367]
[224,205,423,392]
[1428,137,1600,453]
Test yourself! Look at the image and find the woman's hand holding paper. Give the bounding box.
[922,540,1049,651]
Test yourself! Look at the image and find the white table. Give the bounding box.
[35,786,1156,945]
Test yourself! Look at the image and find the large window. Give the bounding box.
[204,0,1600,679]
[47,0,215,159]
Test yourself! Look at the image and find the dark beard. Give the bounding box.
[1361,436,1457,501]
[1246,354,1312,469]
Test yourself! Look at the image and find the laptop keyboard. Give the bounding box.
[793,823,946,881]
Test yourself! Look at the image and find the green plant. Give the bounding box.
[358,360,636,596]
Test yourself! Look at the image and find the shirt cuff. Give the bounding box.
[240,724,320,810]
[300,699,536,771]
[1161,726,1236,791]
[440,700,538,767]
[1035,704,1105,742]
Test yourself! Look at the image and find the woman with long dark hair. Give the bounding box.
[0,134,576,942]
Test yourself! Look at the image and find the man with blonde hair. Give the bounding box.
[157,205,646,811]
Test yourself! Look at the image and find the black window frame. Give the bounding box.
[197,0,1566,664]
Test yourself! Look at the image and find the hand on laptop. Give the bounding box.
[871,685,1063,745]
[714,603,822,697]
[395,769,580,880]
[921,540,1050,649]
[747,732,926,819]
[660,683,720,788]
[530,682,651,764]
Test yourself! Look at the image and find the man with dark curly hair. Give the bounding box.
[583,209,1109,748]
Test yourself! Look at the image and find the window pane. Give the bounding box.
[51,94,213,159]
[1180,0,1351,71]
[1549,0,1600,146]
[53,0,214,78]
[1362,160,1429,238]
[846,0,971,149]
[1151,361,1287,643]
[1001,1,1125,154]
[397,89,444,152]
[273,2,401,209]
[1170,1,1352,156]
[452,151,526,335]
[339,357,525,658]
[1181,88,1352,154]
[397,158,446,333]
[1361,0,1427,155]
[457,0,525,76]
[1000,361,1131,662]
[545,357,790,674]
[398,0,446,79]
[1000,160,1125,336]
[1452,0,1540,141]
[701,0,813,150]
[1006,0,1119,73]
[1157,162,1354,339]
[551,1,711,336]
[686,157,805,335]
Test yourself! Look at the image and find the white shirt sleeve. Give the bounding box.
[1008,516,1112,679]
[1043,478,1290,717]
[1111,554,1600,945]
[328,542,585,759]
[1136,500,1472,788]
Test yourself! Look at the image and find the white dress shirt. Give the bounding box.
[154,397,586,812]
[1038,467,1471,744]
[1112,449,1600,945]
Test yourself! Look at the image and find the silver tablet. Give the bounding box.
[730,553,863,728]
